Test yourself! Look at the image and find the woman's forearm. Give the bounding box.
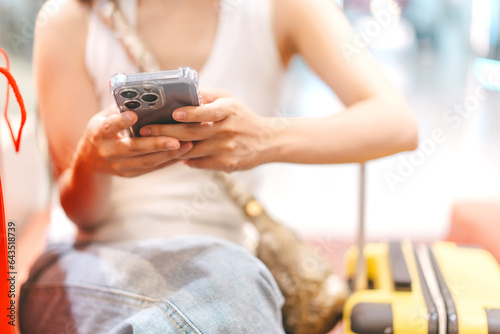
[268,96,418,164]
[58,142,113,231]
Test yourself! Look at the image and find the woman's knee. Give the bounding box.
[180,239,285,332]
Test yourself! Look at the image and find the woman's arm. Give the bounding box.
[270,0,418,163]
[34,0,112,229]
[34,0,191,229]
[143,0,417,170]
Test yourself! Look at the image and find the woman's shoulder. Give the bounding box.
[35,0,90,48]
[273,0,337,61]
[34,0,90,66]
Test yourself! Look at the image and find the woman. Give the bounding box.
[21,0,418,332]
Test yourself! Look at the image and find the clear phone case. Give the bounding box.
[109,67,202,137]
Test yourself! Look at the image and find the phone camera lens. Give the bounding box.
[121,90,138,99]
[141,93,159,103]
[124,100,141,109]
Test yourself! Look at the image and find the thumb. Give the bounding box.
[88,106,137,140]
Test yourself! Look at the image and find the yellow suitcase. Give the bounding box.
[344,241,500,334]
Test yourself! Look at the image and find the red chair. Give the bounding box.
[447,201,500,263]
[1,47,27,334]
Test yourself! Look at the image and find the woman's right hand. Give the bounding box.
[75,106,194,178]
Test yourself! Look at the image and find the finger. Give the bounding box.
[140,122,219,141]
[199,88,232,104]
[110,142,193,173]
[184,156,238,173]
[94,111,138,140]
[180,138,236,159]
[99,136,181,158]
[172,98,232,123]
[118,160,179,178]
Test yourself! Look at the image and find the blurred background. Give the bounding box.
[0,0,499,246]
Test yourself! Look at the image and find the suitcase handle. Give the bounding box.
[354,163,367,291]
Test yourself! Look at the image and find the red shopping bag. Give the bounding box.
[0,48,27,333]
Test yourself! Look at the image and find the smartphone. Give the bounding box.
[109,67,202,137]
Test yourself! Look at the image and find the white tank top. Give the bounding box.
[66,0,286,245]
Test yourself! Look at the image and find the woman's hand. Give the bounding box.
[139,90,276,172]
[75,106,194,177]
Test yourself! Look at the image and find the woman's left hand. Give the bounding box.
[139,89,278,172]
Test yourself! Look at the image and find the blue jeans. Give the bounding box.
[20,236,285,333]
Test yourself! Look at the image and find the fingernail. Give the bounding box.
[174,111,186,120]
[141,127,152,136]
[123,112,135,124]
[166,141,180,150]
[179,142,192,153]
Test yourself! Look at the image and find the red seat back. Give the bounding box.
[1,47,27,334]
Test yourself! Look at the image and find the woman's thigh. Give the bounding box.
[20,235,285,334]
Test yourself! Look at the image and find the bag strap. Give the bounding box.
[97,0,274,228]
[97,0,160,72]
[0,48,27,153]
